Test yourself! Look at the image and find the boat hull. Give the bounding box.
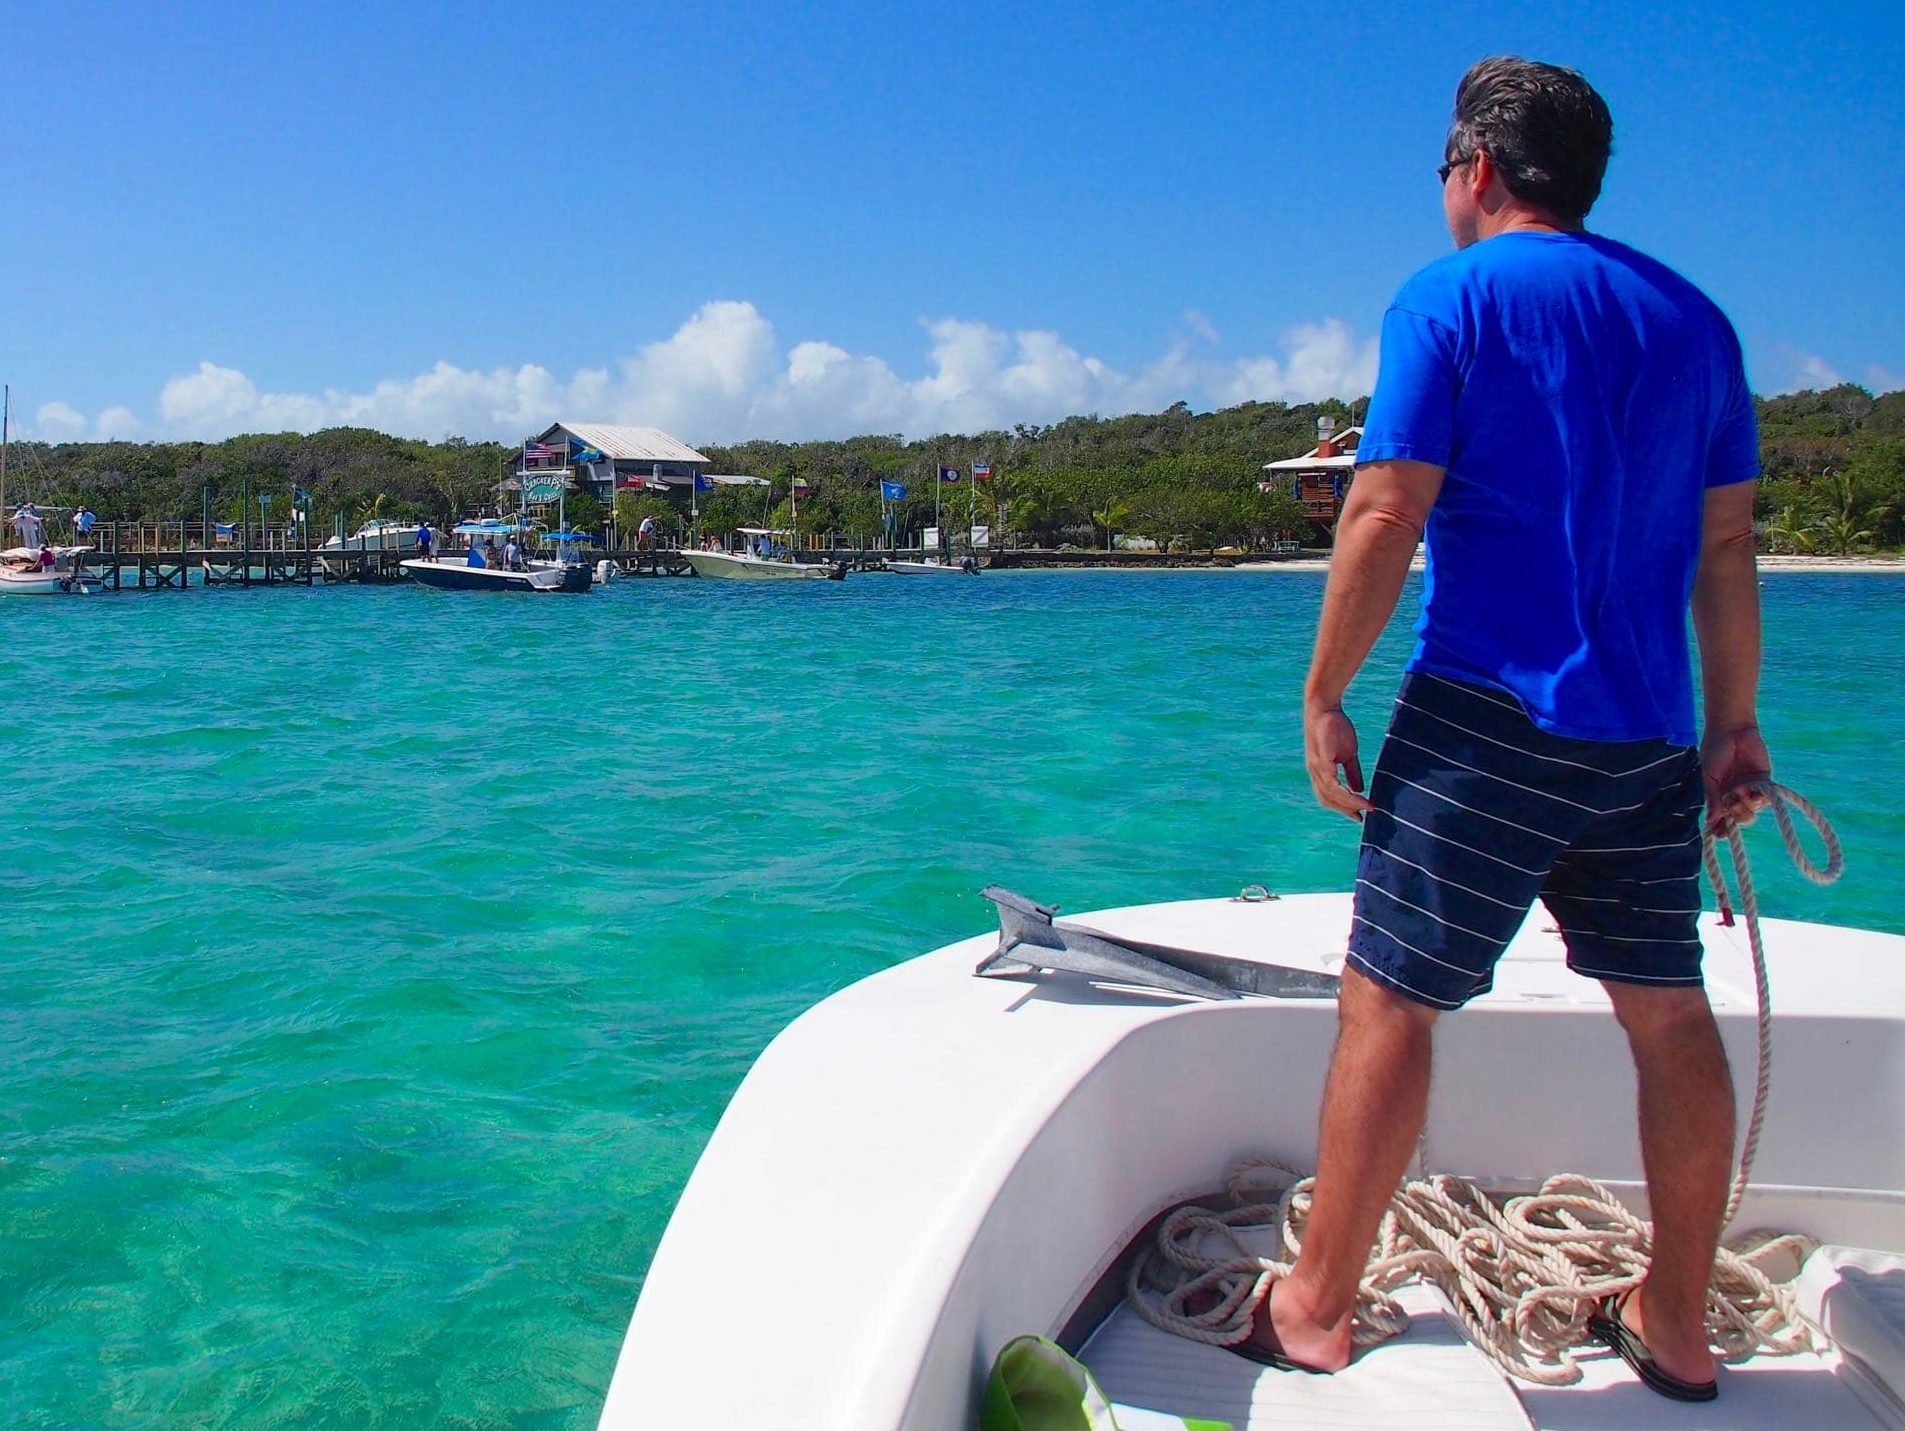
[400,559,592,592]
[885,559,977,575]
[0,547,93,595]
[678,550,841,581]
[601,894,1905,1430]
[0,570,67,595]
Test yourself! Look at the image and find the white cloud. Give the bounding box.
[33,402,86,438]
[1212,319,1379,408]
[35,301,1383,446]
[1866,364,1904,396]
[95,407,144,440]
[1797,354,1845,389]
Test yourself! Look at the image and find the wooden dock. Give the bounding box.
[65,524,897,591]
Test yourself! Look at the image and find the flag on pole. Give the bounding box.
[792,476,811,495]
[880,480,906,501]
[693,475,715,491]
[972,462,992,481]
[938,465,961,483]
[523,441,557,461]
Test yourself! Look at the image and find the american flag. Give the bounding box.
[523,441,557,461]
[972,461,992,481]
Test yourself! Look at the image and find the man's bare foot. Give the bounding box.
[1239,1277,1354,1372]
[1621,1285,1717,1388]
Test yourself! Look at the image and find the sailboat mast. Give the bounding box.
[2,384,9,521]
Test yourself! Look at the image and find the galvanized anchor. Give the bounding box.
[974,885,1340,1001]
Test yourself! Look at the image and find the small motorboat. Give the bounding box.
[680,528,845,581]
[886,555,981,575]
[319,518,422,552]
[402,521,593,593]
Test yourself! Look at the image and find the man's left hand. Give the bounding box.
[1306,704,1372,821]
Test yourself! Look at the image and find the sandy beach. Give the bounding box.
[995,554,1905,575]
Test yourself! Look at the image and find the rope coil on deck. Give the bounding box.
[1129,780,1841,1386]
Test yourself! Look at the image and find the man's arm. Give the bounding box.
[1302,459,1445,818]
[1691,480,1771,828]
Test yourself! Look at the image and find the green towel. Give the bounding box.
[980,1335,1232,1431]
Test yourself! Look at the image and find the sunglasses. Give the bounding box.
[1437,155,1473,184]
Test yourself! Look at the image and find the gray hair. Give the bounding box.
[1447,57,1614,224]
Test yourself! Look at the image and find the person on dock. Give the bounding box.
[416,520,434,561]
[74,506,96,539]
[637,515,656,551]
[1278,57,1765,1404]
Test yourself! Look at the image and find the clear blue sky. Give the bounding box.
[5,0,1901,444]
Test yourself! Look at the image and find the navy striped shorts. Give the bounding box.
[1349,672,1706,1010]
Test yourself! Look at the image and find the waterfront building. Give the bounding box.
[1261,418,1362,541]
[508,423,714,503]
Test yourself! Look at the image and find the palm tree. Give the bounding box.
[1006,485,1072,548]
[1811,512,1874,556]
[1091,497,1131,552]
[1763,504,1813,555]
[1811,473,1873,555]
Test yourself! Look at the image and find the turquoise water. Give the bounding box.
[1,571,1898,1428]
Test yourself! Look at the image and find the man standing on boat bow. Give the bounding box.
[1278,57,1768,1402]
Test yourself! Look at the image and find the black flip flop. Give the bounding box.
[1588,1293,1718,1402]
[1225,1285,1330,1373]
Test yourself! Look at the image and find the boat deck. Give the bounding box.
[600,893,1905,1431]
[1084,1283,1889,1431]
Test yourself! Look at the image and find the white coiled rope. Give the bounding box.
[1130,781,1842,1385]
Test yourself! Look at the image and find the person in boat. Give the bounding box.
[13,503,44,550]
[37,543,55,570]
[1281,57,1765,1403]
[416,520,434,561]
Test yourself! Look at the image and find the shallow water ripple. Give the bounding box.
[0,571,1898,1427]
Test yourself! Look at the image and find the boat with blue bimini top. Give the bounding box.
[600,793,1905,1431]
[401,519,593,593]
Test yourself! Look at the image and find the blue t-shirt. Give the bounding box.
[1358,231,1759,746]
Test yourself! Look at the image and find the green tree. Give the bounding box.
[1090,496,1131,551]
[614,492,679,544]
[1762,504,1813,555]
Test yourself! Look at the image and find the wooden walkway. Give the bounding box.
[67,524,898,591]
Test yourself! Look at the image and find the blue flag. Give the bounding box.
[693,475,715,491]
[881,480,905,501]
[938,465,961,483]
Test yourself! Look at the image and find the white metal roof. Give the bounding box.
[1261,424,1364,471]
[542,423,710,465]
[705,474,770,488]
